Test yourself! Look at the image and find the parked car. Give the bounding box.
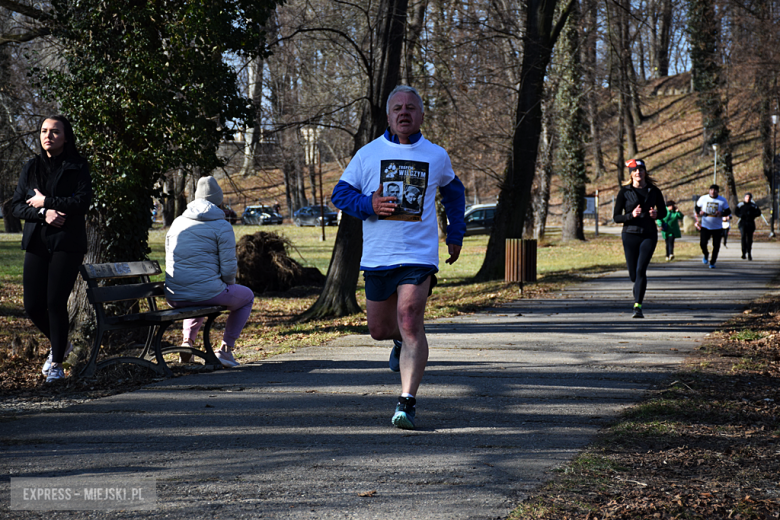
[293,205,338,227]
[223,206,238,225]
[463,203,497,236]
[242,205,283,225]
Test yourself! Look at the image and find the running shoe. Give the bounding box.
[702,255,709,264]
[45,366,66,383]
[215,349,240,367]
[632,305,644,319]
[42,343,74,377]
[179,341,193,363]
[709,263,716,269]
[391,396,416,430]
[389,340,402,372]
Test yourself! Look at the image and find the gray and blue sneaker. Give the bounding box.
[391,396,416,430]
[702,255,709,264]
[45,366,66,383]
[42,343,74,377]
[389,340,402,372]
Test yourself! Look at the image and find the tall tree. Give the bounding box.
[475,0,574,281]
[301,0,410,319]
[581,0,606,181]
[687,0,736,205]
[555,0,587,241]
[37,0,280,335]
[650,0,674,78]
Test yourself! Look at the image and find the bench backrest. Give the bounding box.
[80,261,165,315]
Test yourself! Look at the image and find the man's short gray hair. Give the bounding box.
[386,85,424,114]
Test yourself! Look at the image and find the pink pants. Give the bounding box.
[167,284,255,348]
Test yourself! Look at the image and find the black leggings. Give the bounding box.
[23,249,84,363]
[740,224,755,255]
[665,236,675,257]
[622,232,657,305]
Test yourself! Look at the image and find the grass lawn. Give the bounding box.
[0,222,701,363]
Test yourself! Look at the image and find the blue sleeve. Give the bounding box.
[331,180,375,221]
[440,175,466,246]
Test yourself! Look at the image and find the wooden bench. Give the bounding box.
[79,261,227,378]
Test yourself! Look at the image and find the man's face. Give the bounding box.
[387,92,424,143]
[744,194,752,203]
[386,184,400,199]
[404,189,418,205]
[709,188,719,198]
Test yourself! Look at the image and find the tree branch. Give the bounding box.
[0,27,50,45]
[0,0,53,20]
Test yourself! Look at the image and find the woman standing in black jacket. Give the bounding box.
[613,159,666,318]
[11,115,92,382]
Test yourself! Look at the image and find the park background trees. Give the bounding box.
[1,0,780,316]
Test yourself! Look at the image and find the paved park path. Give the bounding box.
[2,239,779,519]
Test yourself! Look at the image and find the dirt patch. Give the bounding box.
[236,231,325,293]
[513,295,780,519]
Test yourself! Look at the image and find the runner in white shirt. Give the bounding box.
[695,184,731,268]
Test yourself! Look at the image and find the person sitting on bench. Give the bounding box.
[164,176,254,367]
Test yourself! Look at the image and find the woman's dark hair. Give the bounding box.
[36,115,80,159]
[30,115,83,192]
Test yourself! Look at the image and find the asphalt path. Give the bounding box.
[2,238,779,519]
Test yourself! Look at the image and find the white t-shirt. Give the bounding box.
[696,194,729,230]
[339,135,456,269]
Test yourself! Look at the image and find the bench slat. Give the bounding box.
[88,282,165,304]
[104,306,225,325]
[80,261,162,281]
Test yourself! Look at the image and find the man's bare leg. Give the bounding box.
[366,277,431,428]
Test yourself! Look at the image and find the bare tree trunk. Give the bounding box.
[309,163,318,204]
[2,197,22,232]
[239,57,263,177]
[301,0,410,319]
[619,0,639,157]
[475,0,573,281]
[67,219,105,357]
[404,0,428,83]
[616,91,626,186]
[582,0,606,181]
[162,174,175,227]
[652,0,673,77]
[174,170,187,219]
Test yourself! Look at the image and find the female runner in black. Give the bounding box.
[613,158,666,318]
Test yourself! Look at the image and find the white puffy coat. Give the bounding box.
[165,199,237,302]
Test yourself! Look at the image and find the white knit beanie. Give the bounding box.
[194,176,223,206]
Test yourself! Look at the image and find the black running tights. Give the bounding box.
[23,250,83,363]
[665,236,675,257]
[622,232,657,305]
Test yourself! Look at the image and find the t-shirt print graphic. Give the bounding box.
[705,201,720,215]
[379,159,429,222]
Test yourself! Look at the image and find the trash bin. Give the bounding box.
[505,239,537,283]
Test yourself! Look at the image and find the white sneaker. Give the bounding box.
[215,349,240,368]
[42,343,74,376]
[179,341,193,363]
[46,366,66,383]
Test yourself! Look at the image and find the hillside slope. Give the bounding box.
[220,73,771,232]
